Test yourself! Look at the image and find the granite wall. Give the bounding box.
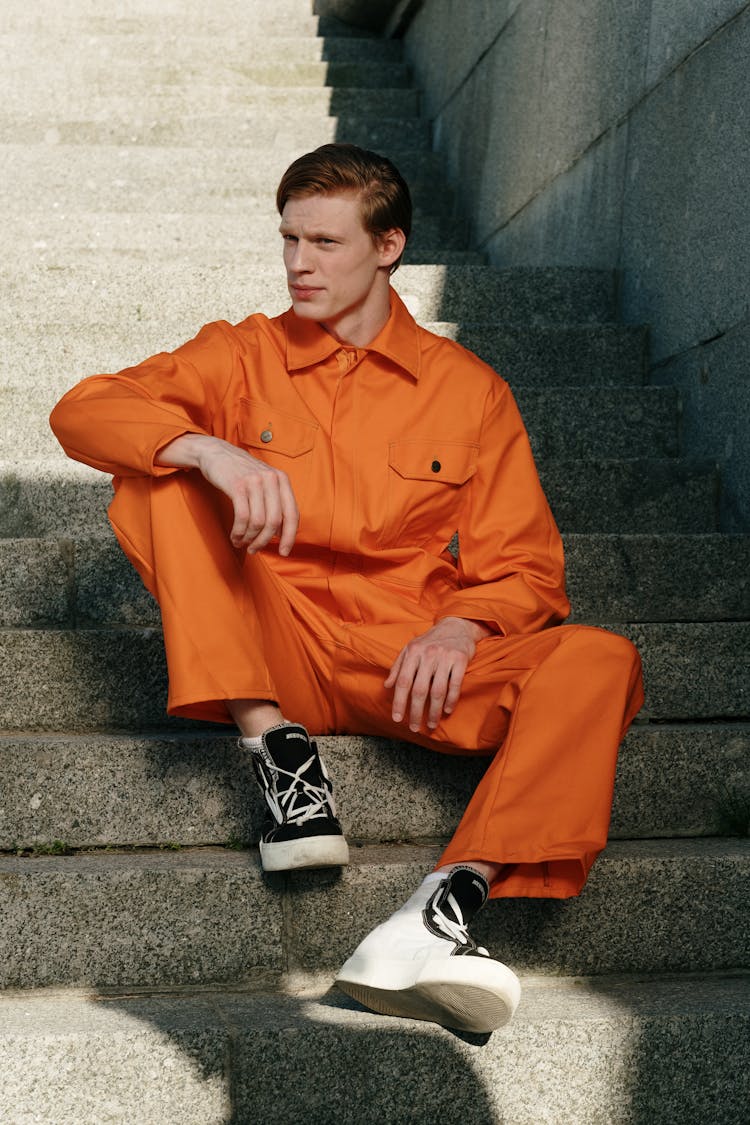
[401,0,750,530]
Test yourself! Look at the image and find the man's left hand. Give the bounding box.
[385,617,492,733]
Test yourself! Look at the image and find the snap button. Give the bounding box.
[260,429,273,443]
[431,460,441,473]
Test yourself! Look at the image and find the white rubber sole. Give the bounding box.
[260,834,350,872]
[335,952,521,1033]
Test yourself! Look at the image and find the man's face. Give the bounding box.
[279,191,394,339]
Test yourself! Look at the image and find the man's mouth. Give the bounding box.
[290,284,322,299]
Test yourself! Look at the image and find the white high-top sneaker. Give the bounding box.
[335,866,521,1033]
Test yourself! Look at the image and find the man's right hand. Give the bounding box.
[155,433,299,555]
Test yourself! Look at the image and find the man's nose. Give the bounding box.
[288,241,311,273]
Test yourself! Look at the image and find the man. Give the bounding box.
[50,143,644,1034]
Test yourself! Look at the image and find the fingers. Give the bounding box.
[442,665,464,715]
[242,473,284,554]
[229,491,253,548]
[276,473,300,556]
[425,662,453,730]
[241,470,299,555]
[383,651,402,692]
[386,649,411,725]
[194,439,299,555]
[387,642,469,732]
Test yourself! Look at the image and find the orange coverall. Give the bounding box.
[50,291,644,900]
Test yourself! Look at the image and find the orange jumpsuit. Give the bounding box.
[50,291,644,900]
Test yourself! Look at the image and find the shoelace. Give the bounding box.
[264,754,334,826]
[429,889,489,955]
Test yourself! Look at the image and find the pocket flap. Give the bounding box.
[238,398,318,458]
[388,439,478,484]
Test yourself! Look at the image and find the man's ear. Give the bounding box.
[376,228,407,269]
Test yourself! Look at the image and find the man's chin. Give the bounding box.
[290,300,319,316]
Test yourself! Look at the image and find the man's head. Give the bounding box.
[276,143,412,273]
[276,144,411,345]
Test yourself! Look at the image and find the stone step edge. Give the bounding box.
[0,31,403,47]
[3,966,747,1009]
[2,973,746,1125]
[2,721,746,851]
[0,837,746,990]
[1,717,744,744]
[2,835,747,865]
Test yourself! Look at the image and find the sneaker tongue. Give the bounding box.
[262,724,316,772]
[443,866,489,923]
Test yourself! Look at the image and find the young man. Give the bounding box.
[50,143,644,1034]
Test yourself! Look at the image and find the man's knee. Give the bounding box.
[113,468,233,542]
[560,624,641,677]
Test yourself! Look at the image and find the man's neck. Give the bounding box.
[321,288,393,348]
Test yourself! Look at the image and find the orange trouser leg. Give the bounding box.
[436,627,643,898]
[332,624,644,900]
[107,471,338,729]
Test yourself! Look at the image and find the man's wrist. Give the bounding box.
[437,616,494,641]
[155,432,215,469]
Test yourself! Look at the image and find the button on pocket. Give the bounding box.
[239,399,317,458]
[237,398,318,511]
[380,438,478,548]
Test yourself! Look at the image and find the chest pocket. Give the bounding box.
[237,398,318,511]
[379,438,478,548]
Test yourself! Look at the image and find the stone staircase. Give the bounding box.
[1,1,749,1121]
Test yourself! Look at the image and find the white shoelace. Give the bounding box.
[264,754,334,826]
[429,889,488,955]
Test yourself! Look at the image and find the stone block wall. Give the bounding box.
[401,0,750,530]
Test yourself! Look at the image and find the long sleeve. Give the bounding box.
[49,322,237,477]
[439,379,570,635]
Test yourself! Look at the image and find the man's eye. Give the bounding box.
[282,234,297,243]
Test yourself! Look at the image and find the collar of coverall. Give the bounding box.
[282,288,421,381]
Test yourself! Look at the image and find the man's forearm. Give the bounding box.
[155,432,220,470]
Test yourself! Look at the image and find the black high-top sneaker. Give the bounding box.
[335,866,520,1032]
[243,723,349,872]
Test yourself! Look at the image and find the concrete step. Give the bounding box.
[0,840,746,989]
[0,385,678,463]
[517,387,678,459]
[1,29,406,67]
[0,3,364,39]
[1,973,747,1125]
[538,458,718,533]
[0,110,432,149]
[3,264,618,329]
[5,532,747,631]
[437,322,649,385]
[0,458,718,538]
[2,144,451,218]
[0,320,647,393]
[1,722,747,851]
[0,622,746,731]
[565,533,750,621]
[2,83,421,118]
[5,55,413,90]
